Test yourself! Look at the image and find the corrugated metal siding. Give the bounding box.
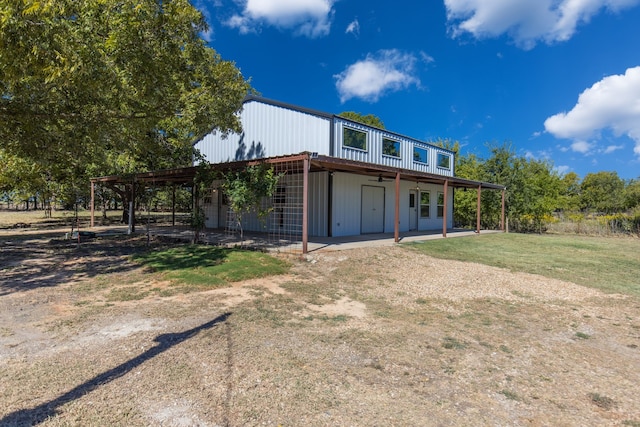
[331,172,453,237]
[308,172,329,237]
[332,118,455,177]
[195,101,331,164]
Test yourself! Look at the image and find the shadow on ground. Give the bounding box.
[0,234,167,296]
[0,313,232,426]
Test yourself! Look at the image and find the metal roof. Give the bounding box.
[91,152,504,191]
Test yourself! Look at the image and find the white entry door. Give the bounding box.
[409,190,418,231]
[361,185,385,234]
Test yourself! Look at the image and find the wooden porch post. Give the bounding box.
[394,171,400,243]
[501,188,506,232]
[442,180,448,238]
[90,181,95,228]
[302,156,309,254]
[171,184,176,226]
[476,185,482,234]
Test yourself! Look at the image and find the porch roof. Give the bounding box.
[90,152,505,191]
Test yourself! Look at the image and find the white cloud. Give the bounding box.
[604,144,624,153]
[226,0,334,37]
[334,50,421,103]
[555,165,571,175]
[544,66,640,157]
[571,140,594,153]
[346,18,359,36]
[444,0,640,49]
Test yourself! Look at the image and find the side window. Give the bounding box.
[343,127,367,151]
[437,153,451,169]
[437,192,445,218]
[420,191,430,218]
[382,138,401,158]
[413,146,428,164]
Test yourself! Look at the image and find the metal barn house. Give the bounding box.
[193,96,505,249]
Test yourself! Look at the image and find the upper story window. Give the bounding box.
[382,138,401,158]
[343,127,367,151]
[413,146,428,164]
[437,153,451,170]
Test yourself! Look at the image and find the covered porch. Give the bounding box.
[90,152,506,254]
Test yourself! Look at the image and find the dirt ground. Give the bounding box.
[1,227,639,426]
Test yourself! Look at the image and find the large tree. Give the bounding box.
[0,0,251,214]
[580,171,625,213]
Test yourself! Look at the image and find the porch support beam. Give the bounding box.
[501,188,506,232]
[476,184,482,234]
[302,156,309,254]
[394,171,400,243]
[442,180,448,238]
[90,181,95,228]
[172,184,176,226]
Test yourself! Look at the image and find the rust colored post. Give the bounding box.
[172,185,176,226]
[476,185,482,234]
[394,171,400,243]
[501,188,506,232]
[442,180,448,238]
[90,181,95,228]
[302,156,309,254]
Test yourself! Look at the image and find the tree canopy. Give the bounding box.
[339,111,385,129]
[0,0,251,203]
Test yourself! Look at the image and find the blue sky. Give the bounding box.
[196,0,640,180]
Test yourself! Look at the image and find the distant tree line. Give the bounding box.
[442,141,640,235]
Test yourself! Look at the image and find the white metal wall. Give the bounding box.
[332,118,455,177]
[308,172,329,237]
[201,173,329,237]
[195,100,332,164]
[331,172,453,237]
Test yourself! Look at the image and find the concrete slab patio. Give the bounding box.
[100,225,503,253]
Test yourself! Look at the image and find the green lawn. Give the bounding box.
[133,245,289,291]
[406,233,640,297]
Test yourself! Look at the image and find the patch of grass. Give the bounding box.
[588,392,616,410]
[623,420,640,427]
[406,233,640,297]
[499,389,521,401]
[133,245,288,288]
[499,344,512,353]
[575,332,591,340]
[442,336,466,350]
[106,287,150,301]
